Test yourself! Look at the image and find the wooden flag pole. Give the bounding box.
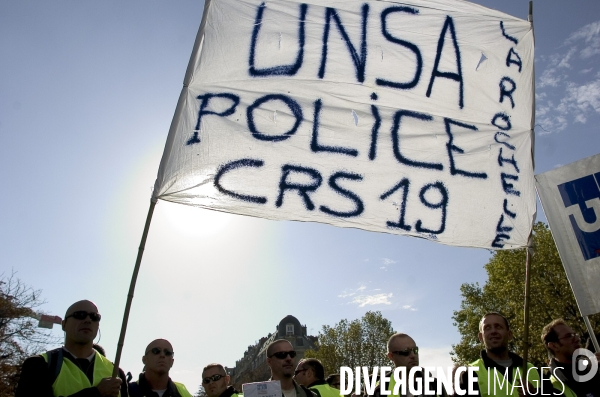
[108,0,212,377]
[521,1,534,382]
[111,198,157,377]
[522,243,533,380]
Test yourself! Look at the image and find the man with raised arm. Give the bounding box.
[128,338,192,397]
[294,358,340,397]
[202,363,242,397]
[265,339,316,397]
[16,299,127,397]
[542,319,600,397]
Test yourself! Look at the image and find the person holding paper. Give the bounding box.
[266,339,317,397]
[128,339,192,397]
[294,358,341,397]
[202,363,242,397]
[541,319,600,397]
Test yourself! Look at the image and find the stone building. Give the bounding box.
[228,315,318,389]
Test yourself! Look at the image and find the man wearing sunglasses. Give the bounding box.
[128,339,193,397]
[16,299,128,397]
[266,340,317,397]
[294,358,340,397]
[371,332,448,397]
[542,319,600,397]
[201,363,241,397]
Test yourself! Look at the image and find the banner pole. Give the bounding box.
[111,198,158,377]
[521,1,534,380]
[583,316,600,352]
[522,243,533,379]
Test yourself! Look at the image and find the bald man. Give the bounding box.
[16,299,128,397]
[128,339,192,397]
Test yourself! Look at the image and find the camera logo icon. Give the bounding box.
[572,348,598,383]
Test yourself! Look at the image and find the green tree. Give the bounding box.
[0,272,58,397]
[451,222,600,367]
[304,311,395,376]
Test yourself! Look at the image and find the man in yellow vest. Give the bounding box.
[128,339,193,397]
[459,312,546,397]
[201,363,242,397]
[294,358,340,397]
[541,319,600,397]
[15,299,127,397]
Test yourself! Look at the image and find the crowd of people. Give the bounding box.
[14,300,600,397]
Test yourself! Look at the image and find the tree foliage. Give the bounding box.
[0,272,58,397]
[304,311,395,376]
[452,222,600,367]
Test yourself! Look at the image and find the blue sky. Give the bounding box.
[1,0,599,393]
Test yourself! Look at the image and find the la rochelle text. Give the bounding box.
[339,366,564,396]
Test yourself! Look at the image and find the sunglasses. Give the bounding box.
[294,368,308,376]
[65,311,101,322]
[269,350,297,359]
[391,347,419,356]
[203,374,226,384]
[149,347,174,357]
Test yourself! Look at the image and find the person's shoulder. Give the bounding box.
[173,381,193,397]
[299,383,318,397]
[20,353,48,372]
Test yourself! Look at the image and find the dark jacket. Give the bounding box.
[128,373,188,397]
[550,357,600,397]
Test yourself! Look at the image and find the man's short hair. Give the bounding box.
[541,319,568,357]
[387,333,410,352]
[301,358,325,380]
[266,339,292,357]
[203,363,228,375]
[479,312,510,332]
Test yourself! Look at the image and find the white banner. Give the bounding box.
[153,0,536,249]
[535,154,600,316]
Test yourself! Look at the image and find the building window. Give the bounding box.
[286,324,294,335]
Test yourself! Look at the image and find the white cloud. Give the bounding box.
[566,20,600,59]
[352,293,393,307]
[379,257,397,271]
[564,80,600,113]
[535,20,600,134]
[402,304,418,312]
[558,48,576,69]
[338,285,367,298]
[538,68,561,88]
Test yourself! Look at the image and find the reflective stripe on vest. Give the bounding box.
[42,351,116,397]
[470,359,540,397]
[310,383,342,397]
